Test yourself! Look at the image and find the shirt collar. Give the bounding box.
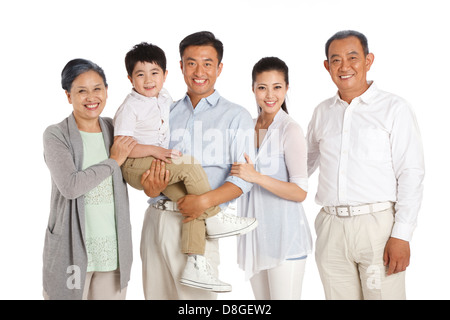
[270,109,288,127]
[255,109,288,131]
[359,81,377,104]
[183,90,221,108]
[130,88,157,102]
[331,81,378,107]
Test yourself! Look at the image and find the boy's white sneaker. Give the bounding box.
[180,255,232,292]
[206,211,258,239]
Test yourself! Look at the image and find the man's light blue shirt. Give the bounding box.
[149,90,254,208]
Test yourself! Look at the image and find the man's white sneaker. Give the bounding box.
[180,255,232,292]
[206,211,258,239]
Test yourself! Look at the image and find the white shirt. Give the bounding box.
[237,110,312,280]
[307,82,425,241]
[113,88,172,148]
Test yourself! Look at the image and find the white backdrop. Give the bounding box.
[0,0,448,300]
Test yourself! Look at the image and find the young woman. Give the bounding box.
[231,57,312,300]
[42,59,136,299]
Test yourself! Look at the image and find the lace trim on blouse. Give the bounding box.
[85,176,114,205]
[86,235,118,272]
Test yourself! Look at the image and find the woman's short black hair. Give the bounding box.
[61,58,107,91]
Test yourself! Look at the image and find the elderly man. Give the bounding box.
[307,30,425,300]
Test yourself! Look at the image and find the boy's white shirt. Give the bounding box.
[113,87,172,148]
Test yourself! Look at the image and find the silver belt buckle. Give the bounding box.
[155,200,168,211]
[336,205,352,217]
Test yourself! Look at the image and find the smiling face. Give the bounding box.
[324,36,374,103]
[65,70,108,130]
[129,61,168,98]
[253,70,288,117]
[180,45,223,107]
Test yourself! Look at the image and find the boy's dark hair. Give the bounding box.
[325,30,369,60]
[125,42,167,76]
[179,31,224,64]
[61,58,107,92]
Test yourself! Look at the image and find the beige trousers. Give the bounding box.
[122,154,220,254]
[314,207,406,300]
[140,205,220,300]
[43,269,126,300]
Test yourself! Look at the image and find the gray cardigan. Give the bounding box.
[42,113,132,300]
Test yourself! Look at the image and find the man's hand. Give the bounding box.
[177,182,243,223]
[383,237,410,275]
[140,159,170,198]
[177,194,210,223]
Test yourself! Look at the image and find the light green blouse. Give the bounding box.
[80,131,118,272]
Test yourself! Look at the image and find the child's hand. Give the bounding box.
[152,147,181,164]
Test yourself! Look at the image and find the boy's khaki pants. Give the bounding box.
[122,154,220,255]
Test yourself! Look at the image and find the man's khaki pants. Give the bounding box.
[314,207,406,300]
[123,154,220,255]
[140,204,220,300]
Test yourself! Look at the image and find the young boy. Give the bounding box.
[113,42,258,292]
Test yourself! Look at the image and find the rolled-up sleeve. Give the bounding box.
[284,121,308,192]
[225,110,255,194]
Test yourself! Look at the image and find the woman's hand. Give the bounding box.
[140,159,170,198]
[230,153,261,183]
[110,136,137,166]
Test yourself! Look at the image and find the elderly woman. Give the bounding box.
[42,59,136,300]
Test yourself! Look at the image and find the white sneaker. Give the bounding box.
[206,210,258,239]
[180,255,232,292]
